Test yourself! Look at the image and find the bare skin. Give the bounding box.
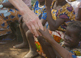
[8,0,43,36]
[46,0,81,31]
[13,0,47,57]
[38,21,81,58]
[13,0,46,48]
[13,17,28,48]
[19,0,68,58]
[28,0,81,57]
[14,18,39,57]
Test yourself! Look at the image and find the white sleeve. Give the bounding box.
[76,0,81,8]
[69,1,80,11]
[79,2,81,8]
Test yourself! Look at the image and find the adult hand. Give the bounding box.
[8,0,43,36]
[45,0,53,8]
[23,10,43,36]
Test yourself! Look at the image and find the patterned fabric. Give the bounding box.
[32,1,47,57]
[34,30,64,58]
[70,48,81,56]
[49,30,64,43]
[66,0,81,18]
[0,8,21,36]
[32,1,47,20]
[61,42,81,56]
[46,0,76,31]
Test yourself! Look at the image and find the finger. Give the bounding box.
[37,20,44,30]
[26,23,34,35]
[33,21,41,36]
[31,24,39,36]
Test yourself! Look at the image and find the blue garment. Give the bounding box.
[32,1,47,20]
[72,55,77,58]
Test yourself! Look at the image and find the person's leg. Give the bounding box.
[13,17,28,48]
[23,30,38,58]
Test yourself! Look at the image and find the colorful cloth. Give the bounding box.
[49,30,64,43]
[61,42,81,56]
[46,0,76,31]
[0,8,21,36]
[66,0,81,18]
[34,30,64,58]
[32,1,47,20]
[32,1,47,57]
[34,1,76,57]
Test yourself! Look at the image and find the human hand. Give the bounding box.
[23,11,43,36]
[45,0,53,8]
[8,0,43,36]
[38,28,53,42]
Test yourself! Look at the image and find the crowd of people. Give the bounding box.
[0,0,81,58]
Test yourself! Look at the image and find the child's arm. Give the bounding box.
[38,29,74,58]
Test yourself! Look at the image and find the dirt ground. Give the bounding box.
[0,40,42,58]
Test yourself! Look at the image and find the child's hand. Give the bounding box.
[45,0,53,8]
[38,28,53,42]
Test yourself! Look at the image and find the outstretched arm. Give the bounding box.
[8,0,43,36]
[38,29,75,58]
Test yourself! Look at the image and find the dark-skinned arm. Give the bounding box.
[49,37,73,58]
[77,8,81,21]
[38,29,74,58]
[45,0,65,31]
[46,7,65,31]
